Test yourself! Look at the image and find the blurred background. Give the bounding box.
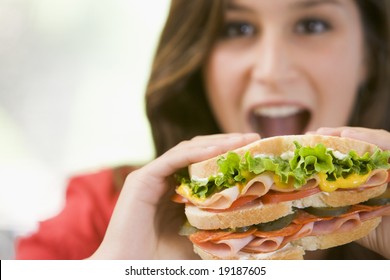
[0,0,170,259]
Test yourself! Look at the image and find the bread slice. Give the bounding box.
[185,201,293,230]
[183,135,388,260]
[185,184,387,230]
[293,217,382,251]
[189,135,379,178]
[292,183,388,208]
[194,243,305,260]
[192,217,381,260]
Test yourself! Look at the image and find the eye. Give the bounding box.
[221,21,257,39]
[295,18,331,34]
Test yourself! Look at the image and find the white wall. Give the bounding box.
[0,0,170,238]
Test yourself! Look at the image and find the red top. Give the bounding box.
[15,166,385,260]
[15,166,134,260]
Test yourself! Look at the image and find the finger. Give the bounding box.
[173,133,260,150]
[126,133,260,202]
[149,133,260,178]
[355,216,390,259]
[306,127,348,136]
[94,135,264,259]
[337,128,390,150]
[307,127,390,151]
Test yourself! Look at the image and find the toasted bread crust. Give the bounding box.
[185,135,386,260]
[193,217,381,260]
[193,244,305,260]
[317,184,388,207]
[185,201,293,230]
[185,185,387,229]
[292,184,388,208]
[189,135,379,178]
[293,217,382,251]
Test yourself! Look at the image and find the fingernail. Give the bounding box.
[244,133,260,140]
[316,127,337,135]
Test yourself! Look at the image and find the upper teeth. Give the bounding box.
[253,105,303,118]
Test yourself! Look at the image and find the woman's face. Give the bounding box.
[204,0,366,137]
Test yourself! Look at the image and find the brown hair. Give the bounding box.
[349,0,390,129]
[146,0,390,157]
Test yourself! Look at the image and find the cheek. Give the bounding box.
[204,48,248,131]
[307,40,363,125]
[315,76,359,127]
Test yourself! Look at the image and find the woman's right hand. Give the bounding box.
[309,126,390,259]
[88,133,260,259]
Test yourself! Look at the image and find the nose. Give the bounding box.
[250,31,296,86]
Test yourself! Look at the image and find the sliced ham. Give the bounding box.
[311,213,361,235]
[183,173,320,210]
[183,173,275,210]
[241,172,275,196]
[271,176,320,192]
[177,169,388,210]
[244,236,285,253]
[194,235,255,258]
[284,222,315,244]
[204,196,259,213]
[361,169,389,188]
[196,186,240,210]
[359,204,390,221]
[189,203,390,257]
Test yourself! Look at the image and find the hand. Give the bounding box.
[308,126,390,259]
[88,133,260,259]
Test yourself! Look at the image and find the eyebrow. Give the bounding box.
[291,0,342,9]
[226,0,341,12]
[225,1,253,12]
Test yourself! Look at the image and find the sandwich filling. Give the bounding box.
[181,200,390,259]
[176,142,390,210]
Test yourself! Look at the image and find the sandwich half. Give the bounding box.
[173,135,390,259]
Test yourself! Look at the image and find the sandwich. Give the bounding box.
[172,135,390,259]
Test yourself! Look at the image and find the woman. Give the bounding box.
[16,0,390,259]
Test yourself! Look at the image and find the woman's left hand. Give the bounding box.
[88,133,260,259]
[309,126,390,259]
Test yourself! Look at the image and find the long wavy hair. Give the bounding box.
[145,0,390,157]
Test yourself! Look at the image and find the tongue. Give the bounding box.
[251,110,310,138]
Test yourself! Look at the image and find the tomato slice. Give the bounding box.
[204,195,259,213]
[189,230,231,243]
[261,187,321,204]
[172,193,259,212]
[171,193,190,204]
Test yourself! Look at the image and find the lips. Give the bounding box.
[250,105,310,138]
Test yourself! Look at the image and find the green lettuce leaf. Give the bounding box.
[182,142,390,198]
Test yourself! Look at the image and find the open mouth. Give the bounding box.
[250,105,311,138]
